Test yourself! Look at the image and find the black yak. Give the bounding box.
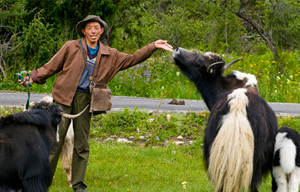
[0,100,86,192]
[272,127,300,192]
[172,48,278,192]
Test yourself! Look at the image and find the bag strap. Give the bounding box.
[79,39,108,88]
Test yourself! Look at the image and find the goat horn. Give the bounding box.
[223,58,243,71]
[60,104,90,119]
[206,61,225,73]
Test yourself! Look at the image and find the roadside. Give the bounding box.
[1,91,300,116]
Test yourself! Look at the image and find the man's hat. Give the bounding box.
[76,15,108,38]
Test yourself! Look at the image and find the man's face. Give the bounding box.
[82,22,104,45]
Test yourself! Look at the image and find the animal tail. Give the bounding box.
[208,88,254,192]
[274,132,296,174]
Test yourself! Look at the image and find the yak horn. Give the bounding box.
[223,58,243,71]
[60,104,90,119]
[207,61,225,73]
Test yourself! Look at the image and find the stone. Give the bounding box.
[129,136,135,140]
[147,118,155,122]
[139,136,145,140]
[173,141,185,146]
[117,138,133,144]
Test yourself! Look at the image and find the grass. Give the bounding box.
[50,140,274,192]
[49,141,273,192]
[0,107,299,191]
[51,141,211,192]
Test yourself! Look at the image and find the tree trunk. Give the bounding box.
[231,10,278,60]
[0,57,6,78]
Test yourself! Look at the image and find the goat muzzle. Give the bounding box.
[59,104,90,119]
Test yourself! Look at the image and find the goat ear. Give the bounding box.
[207,61,225,74]
[210,68,218,77]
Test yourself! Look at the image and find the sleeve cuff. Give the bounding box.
[30,69,46,84]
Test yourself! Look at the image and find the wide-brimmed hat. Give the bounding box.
[76,15,108,38]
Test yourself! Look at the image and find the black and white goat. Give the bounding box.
[172,48,278,192]
[272,127,300,192]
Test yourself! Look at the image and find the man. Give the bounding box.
[19,15,173,192]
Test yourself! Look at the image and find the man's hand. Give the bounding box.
[155,40,173,52]
[18,76,33,87]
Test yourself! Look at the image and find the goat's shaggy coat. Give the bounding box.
[172,48,278,192]
[208,88,254,192]
[272,127,300,192]
[0,101,63,192]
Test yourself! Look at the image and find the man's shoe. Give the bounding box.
[74,184,87,192]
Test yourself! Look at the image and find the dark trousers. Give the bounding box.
[49,92,91,189]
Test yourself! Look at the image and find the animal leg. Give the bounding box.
[61,121,74,187]
[61,137,73,187]
[288,166,300,192]
[250,169,262,192]
[272,166,288,192]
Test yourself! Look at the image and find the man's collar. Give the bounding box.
[80,38,110,55]
[98,41,110,55]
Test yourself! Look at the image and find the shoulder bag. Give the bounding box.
[79,40,112,114]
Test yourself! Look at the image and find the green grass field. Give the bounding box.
[50,140,275,192]
[1,107,299,191]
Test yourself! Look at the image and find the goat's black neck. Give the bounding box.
[195,76,223,110]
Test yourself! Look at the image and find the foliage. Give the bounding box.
[1,0,300,104]
[266,0,300,49]
[108,50,299,103]
[0,0,28,77]
[19,10,58,69]
[90,107,209,145]
[2,50,299,104]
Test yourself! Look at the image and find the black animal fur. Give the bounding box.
[0,101,63,192]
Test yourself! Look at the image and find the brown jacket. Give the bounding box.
[31,38,157,106]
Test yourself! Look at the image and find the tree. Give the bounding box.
[220,0,300,61]
[220,0,278,60]
[0,0,27,78]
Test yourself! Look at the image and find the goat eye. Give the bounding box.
[196,57,203,65]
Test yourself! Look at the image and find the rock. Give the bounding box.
[173,141,185,146]
[177,135,184,140]
[167,114,171,122]
[155,136,160,141]
[168,99,185,105]
[129,136,135,140]
[147,118,155,122]
[117,138,133,144]
[103,137,114,143]
[139,136,145,140]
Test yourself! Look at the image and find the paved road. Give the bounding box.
[0,91,299,116]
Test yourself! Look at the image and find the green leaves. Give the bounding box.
[21,10,57,69]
